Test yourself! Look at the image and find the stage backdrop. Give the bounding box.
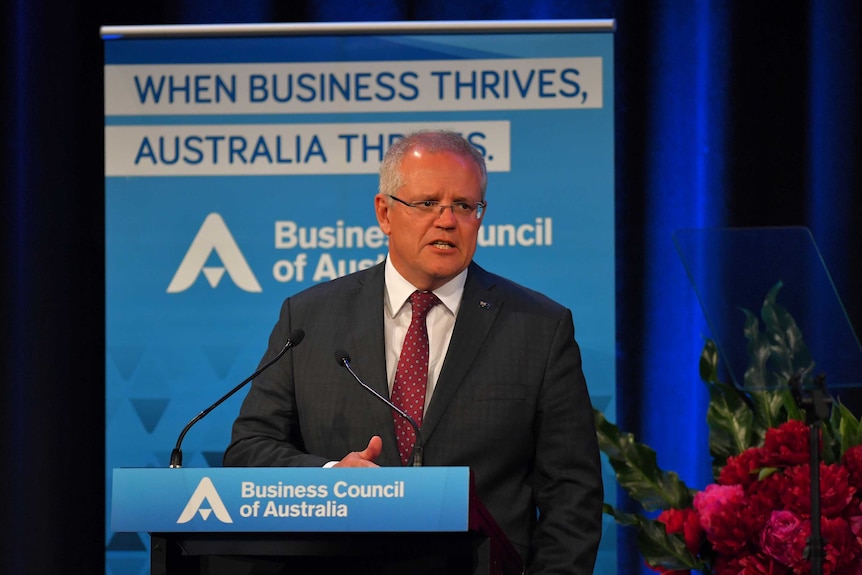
[103,20,615,575]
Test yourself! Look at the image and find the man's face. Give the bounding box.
[375,148,485,291]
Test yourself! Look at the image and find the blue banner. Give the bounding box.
[104,21,615,575]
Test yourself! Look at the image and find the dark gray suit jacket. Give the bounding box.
[224,261,602,574]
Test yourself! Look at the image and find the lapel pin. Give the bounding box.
[479,301,491,310]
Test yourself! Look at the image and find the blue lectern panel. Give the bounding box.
[113,466,470,533]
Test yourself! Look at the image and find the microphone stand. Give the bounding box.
[790,373,831,575]
[169,331,304,468]
[337,352,424,467]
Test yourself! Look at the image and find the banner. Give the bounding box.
[104,21,615,575]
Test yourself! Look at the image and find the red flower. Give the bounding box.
[714,551,790,575]
[719,447,764,487]
[848,500,862,542]
[657,507,704,556]
[619,415,862,575]
[843,445,862,491]
[761,420,811,467]
[780,463,855,517]
[644,561,689,575]
[740,552,792,575]
[821,516,861,574]
[746,469,787,533]
[713,553,743,575]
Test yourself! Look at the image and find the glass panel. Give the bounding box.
[674,227,862,389]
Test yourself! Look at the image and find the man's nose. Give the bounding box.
[433,204,459,225]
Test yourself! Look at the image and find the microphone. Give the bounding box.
[168,329,305,468]
[334,349,424,467]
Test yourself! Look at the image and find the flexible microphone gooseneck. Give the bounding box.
[334,349,424,467]
[168,329,306,468]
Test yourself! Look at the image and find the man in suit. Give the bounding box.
[224,130,602,574]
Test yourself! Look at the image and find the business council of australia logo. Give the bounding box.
[177,477,233,524]
[167,213,262,293]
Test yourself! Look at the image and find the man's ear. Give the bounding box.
[374,194,392,235]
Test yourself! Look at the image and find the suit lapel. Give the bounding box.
[421,263,499,443]
[339,264,402,464]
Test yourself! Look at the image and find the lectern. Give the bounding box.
[112,466,524,575]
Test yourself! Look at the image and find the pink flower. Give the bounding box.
[760,510,808,572]
[760,512,861,575]
[693,483,754,553]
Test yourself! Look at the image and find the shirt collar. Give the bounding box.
[384,258,468,318]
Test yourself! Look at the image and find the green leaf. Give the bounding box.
[820,421,840,465]
[634,518,703,571]
[699,340,761,475]
[748,389,792,438]
[758,466,779,481]
[742,308,771,390]
[603,507,705,571]
[742,282,816,393]
[594,409,694,511]
[760,283,815,386]
[704,378,754,476]
[638,522,703,571]
[699,339,721,384]
[780,387,804,422]
[832,399,862,456]
[602,504,641,527]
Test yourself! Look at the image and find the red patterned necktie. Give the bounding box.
[391,290,441,466]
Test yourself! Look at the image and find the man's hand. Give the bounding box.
[333,436,383,467]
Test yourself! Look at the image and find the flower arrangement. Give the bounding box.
[596,284,862,574]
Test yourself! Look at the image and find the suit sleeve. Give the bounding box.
[528,309,603,574]
[223,297,328,468]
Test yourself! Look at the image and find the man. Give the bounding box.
[224,130,602,573]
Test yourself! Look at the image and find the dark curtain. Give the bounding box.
[2,1,860,573]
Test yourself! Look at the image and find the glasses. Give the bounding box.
[388,195,486,220]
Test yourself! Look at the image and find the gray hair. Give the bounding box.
[378,130,488,198]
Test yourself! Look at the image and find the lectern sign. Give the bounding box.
[112,467,470,533]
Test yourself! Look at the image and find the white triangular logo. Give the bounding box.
[202,267,226,288]
[167,213,262,293]
[176,477,233,524]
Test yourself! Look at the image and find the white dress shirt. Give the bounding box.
[383,258,467,412]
